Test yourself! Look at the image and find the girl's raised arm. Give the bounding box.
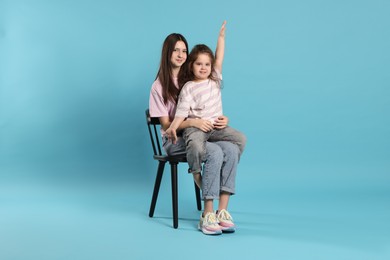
[214,21,226,73]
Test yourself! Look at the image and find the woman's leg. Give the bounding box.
[198,142,224,235]
[218,192,231,211]
[202,142,224,203]
[216,141,240,198]
[201,141,240,210]
[215,141,240,232]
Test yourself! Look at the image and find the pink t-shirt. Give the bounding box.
[175,70,223,123]
[149,78,178,135]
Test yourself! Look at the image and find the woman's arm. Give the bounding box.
[165,117,185,144]
[214,21,226,73]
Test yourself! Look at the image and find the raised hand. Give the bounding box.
[215,21,226,72]
[219,20,227,38]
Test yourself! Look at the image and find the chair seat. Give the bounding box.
[153,154,188,163]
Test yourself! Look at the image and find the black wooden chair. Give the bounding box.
[146,109,201,229]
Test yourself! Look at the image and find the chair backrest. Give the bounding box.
[146,109,164,156]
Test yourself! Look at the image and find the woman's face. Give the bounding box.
[192,53,212,81]
[170,41,187,69]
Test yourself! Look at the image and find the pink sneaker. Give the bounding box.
[198,212,222,235]
[216,209,236,233]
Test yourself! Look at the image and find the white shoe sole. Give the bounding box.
[198,224,222,235]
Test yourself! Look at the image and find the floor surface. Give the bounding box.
[1,166,389,260]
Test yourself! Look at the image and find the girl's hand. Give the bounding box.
[215,21,226,73]
[219,21,226,38]
[165,127,178,144]
[213,115,229,129]
[192,119,214,132]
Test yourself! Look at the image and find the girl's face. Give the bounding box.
[170,41,187,69]
[192,53,212,81]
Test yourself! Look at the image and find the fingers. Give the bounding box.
[172,131,177,144]
[165,128,178,144]
[213,122,227,129]
[194,119,214,132]
[219,21,227,36]
[221,21,227,31]
[214,117,227,127]
[204,121,214,132]
[217,126,227,129]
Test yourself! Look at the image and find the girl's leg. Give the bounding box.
[183,127,209,174]
[208,127,246,156]
[163,135,202,187]
[163,136,186,156]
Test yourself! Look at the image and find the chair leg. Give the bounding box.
[170,162,179,229]
[194,182,202,211]
[149,161,166,217]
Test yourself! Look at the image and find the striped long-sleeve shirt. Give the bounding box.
[175,71,223,123]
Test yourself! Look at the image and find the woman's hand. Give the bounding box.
[213,115,229,129]
[191,119,214,132]
[165,127,178,144]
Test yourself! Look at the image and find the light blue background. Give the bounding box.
[1,0,389,259]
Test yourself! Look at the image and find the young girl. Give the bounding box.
[165,21,246,235]
[149,25,242,235]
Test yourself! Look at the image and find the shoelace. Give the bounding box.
[204,213,218,225]
[218,209,233,221]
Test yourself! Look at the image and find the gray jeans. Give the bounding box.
[201,141,240,199]
[182,126,246,174]
[163,137,241,199]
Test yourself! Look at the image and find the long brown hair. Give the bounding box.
[156,33,189,104]
[184,44,219,84]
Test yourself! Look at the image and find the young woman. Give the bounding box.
[149,23,243,235]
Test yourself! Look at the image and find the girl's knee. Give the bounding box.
[238,132,247,147]
[187,140,205,153]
